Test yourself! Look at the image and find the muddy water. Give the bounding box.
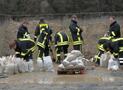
[0,67,123,85]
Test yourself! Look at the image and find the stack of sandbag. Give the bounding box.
[37,56,54,72]
[58,50,85,70]
[0,55,34,75]
[108,55,119,71]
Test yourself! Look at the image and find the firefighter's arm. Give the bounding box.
[69,24,78,33]
[111,25,120,37]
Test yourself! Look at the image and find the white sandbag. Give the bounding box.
[4,63,15,75]
[58,64,65,69]
[74,57,85,68]
[13,63,18,74]
[100,53,110,67]
[11,56,19,74]
[18,59,26,73]
[62,59,70,67]
[75,63,85,68]
[108,56,119,71]
[27,60,34,72]
[70,60,78,66]
[23,61,29,72]
[66,64,74,69]
[65,54,77,62]
[71,50,83,57]
[43,56,54,72]
[0,58,5,74]
[37,58,44,71]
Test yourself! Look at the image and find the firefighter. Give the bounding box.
[111,38,123,65]
[34,18,52,60]
[9,38,35,62]
[94,37,111,65]
[54,31,69,64]
[17,21,30,40]
[108,16,121,38]
[69,15,83,51]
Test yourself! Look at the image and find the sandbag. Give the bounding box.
[71,50,83,57]
[58,50,85,70]
[18,59,26,73]
[24,61,29,72]
[43,56,54,72]
[62,59,70,67]
[37,58,44,71]
[65,54,77,62]
[4,63,15,75]
[108,56,119,71]
[27,60,34,72]
[100,53,110,67]
[58,64,65,69]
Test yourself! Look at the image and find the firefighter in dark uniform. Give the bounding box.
[34,18,52,60]
[111,38,123,65]
[108,16,121,38]
[94,37,111,65]
[9,38,35,61]
[69,15,83,51]
[17,21,30,40]
[54,31,69,64]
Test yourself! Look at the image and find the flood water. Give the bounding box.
[0,65,123,90]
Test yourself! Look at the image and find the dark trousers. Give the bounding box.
[16,53,33,62]
[95,50,104,65]
[38,45,49,59]
[24,54,33,62]
[73,45,82,51]
[56,45,68,64]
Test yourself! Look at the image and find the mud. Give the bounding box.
[0,66,123,90]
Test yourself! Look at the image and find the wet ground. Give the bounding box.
[0,66,123,90]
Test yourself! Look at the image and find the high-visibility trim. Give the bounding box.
[24,32,30,39]
[57,32,69,46]
[18,38,35,43]
[56,54,61,57]
[119,47,123,52]
[37,42,45,48]
[66,34,70,42]
[119,61,123,63]
[76,27,81,42]
[57,41,69,46]
[21,53,26,56]
[57,32,63,42]
[111,31,115,36]
[95,55,100,59]
[15,52,20,54]
[94,55,100,62]
[98,44,105,51]
[39,24,48,28]
[28,46,36,53]
[65,54,68,56]
[100,37,111,40]
[112,38,123,42]
[73,41,82,45]
[113,52,118,56]
[119,58,123,60]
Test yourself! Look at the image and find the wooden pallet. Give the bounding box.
[57,68,85,75]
